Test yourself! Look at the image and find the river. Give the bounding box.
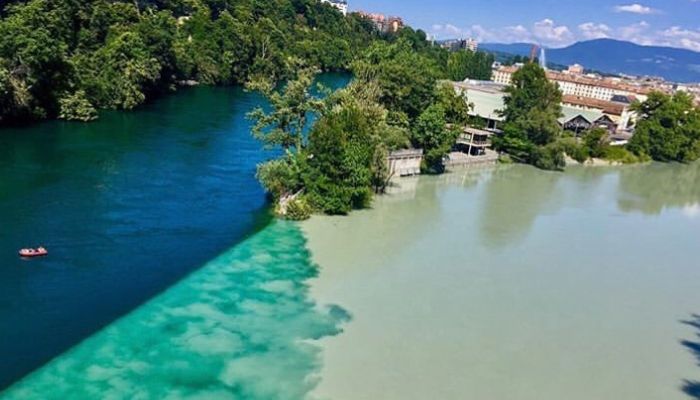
[1,78,700,399]
[304,163,700,400]
[0,74,349,391]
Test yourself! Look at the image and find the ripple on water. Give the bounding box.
[2,221,348,400]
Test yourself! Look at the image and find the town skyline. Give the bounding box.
[349,0,700,52]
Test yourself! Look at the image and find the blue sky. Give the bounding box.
[349,0,700,51]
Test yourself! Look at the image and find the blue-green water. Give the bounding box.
[2,221,348,399]
[0,74,350,390]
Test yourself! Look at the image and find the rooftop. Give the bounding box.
[562,95,628,116]
[495,66,653,95]
[454,83,607,125]
[559,107,603,125]
[389,149,424,158]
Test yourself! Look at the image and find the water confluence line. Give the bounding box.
[1,221,347,400]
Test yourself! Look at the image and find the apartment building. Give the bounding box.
[492,65,651,102]
[321,0,348,16]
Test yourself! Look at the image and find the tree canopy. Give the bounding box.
[628,91,700,163]
[352,40,441,120]
[493,62,564,169]
[446,50,494,82]
[0,0,380,125]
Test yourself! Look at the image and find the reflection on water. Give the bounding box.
[305,162,700,400]
[445,162,700,248]
[476,163,700,248]
[478,165,563,248]
[618,162,700,215]
[682,204,700,218]
[682,315,700,399]
[2,222,348,400]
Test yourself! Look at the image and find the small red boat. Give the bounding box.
[19,247,48,258]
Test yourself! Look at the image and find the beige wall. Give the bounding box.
[389,157,422,177]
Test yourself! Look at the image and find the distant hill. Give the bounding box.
[480,43,534,57]
[481,39,700,83]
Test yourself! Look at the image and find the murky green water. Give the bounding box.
[305,163,700,400]
[2,221,347,400]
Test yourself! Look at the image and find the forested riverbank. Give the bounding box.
[2,0,699,215]
[0,0,493,126]
[0,0,380,124]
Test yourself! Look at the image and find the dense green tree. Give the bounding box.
[582,128,608,159]
[303,99,376,214]
[0,0,73,120]
[301,81,401,213]
[447,50,494,81]
[411,104,458,173]
[493,63,563,168]
[531,143,566,171]
[436,83,470,125]
[500,63,562,127]
[247,63,323,153]
[353,40,439,119]
[0,0,380,125]
[628,91,700,163]
[89,31,162,109]
[370,142,391,193]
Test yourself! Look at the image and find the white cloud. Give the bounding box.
[618,21,653,44]
[578,22,612,40]
[436,19,575,47]
[429,17,700,53]
[431,24,464,38]
[657,26,700,52]
[532,19,575,46]
[614,3,659,14]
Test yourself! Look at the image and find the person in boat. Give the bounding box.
[19,246,47,257]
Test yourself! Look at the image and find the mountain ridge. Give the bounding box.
[480,39,700,83]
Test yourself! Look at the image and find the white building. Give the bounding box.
[388,149,423,177]
[567,64,584,75]
[492,65,650,102]
[465,38,478,52]
[321,0,348,16]
[452,80,636,132]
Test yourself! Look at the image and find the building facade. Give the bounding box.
[321,0,348,16]
[357,12,404,33]
[441,38,479,52]
[492,65,651,102]
[388,149,423,177]
[452,80,633,133]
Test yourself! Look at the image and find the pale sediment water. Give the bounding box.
[304,163,700,400]
[1,221,348,400]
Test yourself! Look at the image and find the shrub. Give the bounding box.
[256,158,302,199]
[306,184,353,215]
[284,197,312,221]
[602,146,645,164]
[58,91,98,122]
[498,154,514,164]
[531,144,566,171]
[558,137,589,163]
[582,128,607,158]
